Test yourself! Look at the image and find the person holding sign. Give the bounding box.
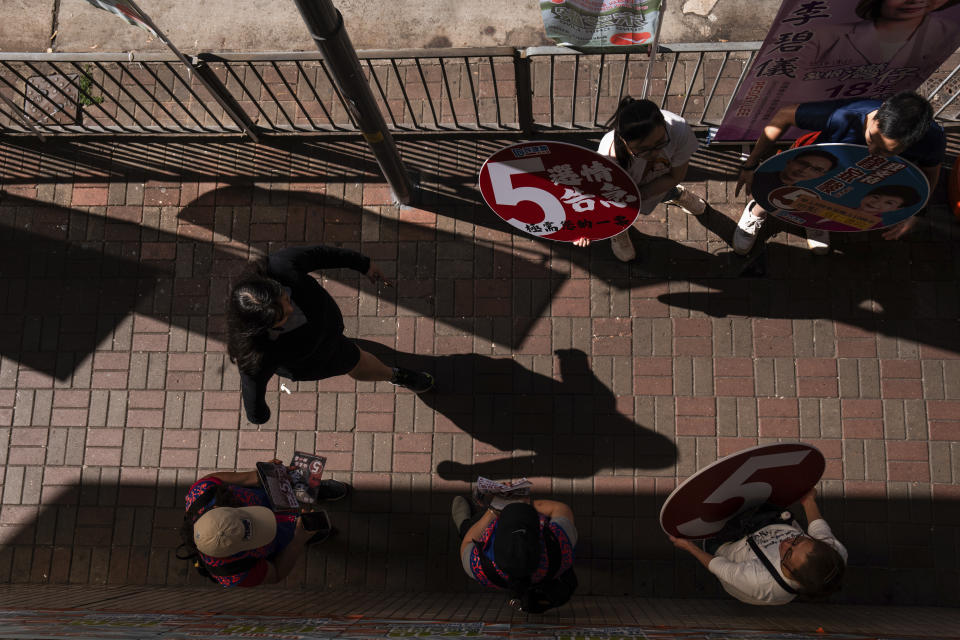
[576,97,707,261]
[179,464,349,587]
[668,488,847,605]
[226,245,433,425]
[734,92,945,254]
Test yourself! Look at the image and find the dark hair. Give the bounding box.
[856,0,960,20]
[226,258,284,376]
[864,184,921,207]
[875,92,934,149]
[605,96,666,169]
[790,538,846,598]
[792,149,839,171]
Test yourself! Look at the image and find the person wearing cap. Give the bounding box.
[452,498,577,594]
[181,464,347,587]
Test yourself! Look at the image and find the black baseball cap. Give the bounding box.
[493,503,541,579]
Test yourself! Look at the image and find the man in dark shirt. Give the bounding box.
[734,92,945,255]
[227,245,433,424]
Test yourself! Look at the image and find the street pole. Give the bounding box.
[291,0,414,205]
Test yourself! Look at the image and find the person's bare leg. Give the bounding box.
[348,348,434,392]
[347,349,393,381]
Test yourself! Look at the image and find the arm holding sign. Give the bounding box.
[668,535,715,570]
[881,163,940,240]
[641,162,690,202]
[736,105,800,198]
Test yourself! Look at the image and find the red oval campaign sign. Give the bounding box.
[478,141,642,242]
[660,443,825,539]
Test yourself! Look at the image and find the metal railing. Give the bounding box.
[1,44,959,139]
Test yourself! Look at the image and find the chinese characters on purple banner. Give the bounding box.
[717,0,960,141]
[478,142,642,242]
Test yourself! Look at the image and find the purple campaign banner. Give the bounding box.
[715,0,960,142]
[752,143,929,232]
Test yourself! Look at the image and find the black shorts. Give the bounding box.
[282,336,362,381]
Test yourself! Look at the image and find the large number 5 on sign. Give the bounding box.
[660,443,825,539]
[486,158,566,236]
[675,450,812,537]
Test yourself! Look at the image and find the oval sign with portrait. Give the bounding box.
[478,141,642,242]
[660,443,825,540]
[751,143,929,232]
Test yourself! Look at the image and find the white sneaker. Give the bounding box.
[668,184,707,216]
[805,228,830,255]
[733,201,764,255]
[610,231,636,262]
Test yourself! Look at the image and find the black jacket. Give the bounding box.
[239,245,370,424]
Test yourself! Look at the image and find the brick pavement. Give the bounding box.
[0,132,959,608]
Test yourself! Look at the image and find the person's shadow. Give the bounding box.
[357,340,678,479]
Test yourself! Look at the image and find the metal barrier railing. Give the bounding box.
[1,45,958,139]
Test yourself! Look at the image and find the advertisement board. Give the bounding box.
[660,443,824,539]
[479,141,642,242]
[715,0,960,142]
[541,0,663,51]
[752,143,929,231]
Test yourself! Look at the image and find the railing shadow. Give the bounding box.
[1,478,958,606]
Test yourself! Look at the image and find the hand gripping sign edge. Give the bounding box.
[478,141,643,242]
[659,443,825,539]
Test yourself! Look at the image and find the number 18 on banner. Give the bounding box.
[478,142,642,242]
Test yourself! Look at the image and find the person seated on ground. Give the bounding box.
[574,96,708,261]
[180,463,348,587]
[667,488,846,606]
[735,91,945,255]
[227,244,433,425]
[452,497,577,611]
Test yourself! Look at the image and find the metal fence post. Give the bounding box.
[514,50,535,136]
[190,56,261,142]
[291,0,414,205]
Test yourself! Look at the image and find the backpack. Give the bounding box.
[177,486,259,584]
[477,523,578,614]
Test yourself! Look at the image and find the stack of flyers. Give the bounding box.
[474,477,533,511]
[288,451,327,504]
[256,462,299,512]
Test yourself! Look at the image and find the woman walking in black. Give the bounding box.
[227,245,433,424]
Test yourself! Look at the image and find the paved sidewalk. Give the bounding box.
[0,131,959,607]
[4,0,773,53]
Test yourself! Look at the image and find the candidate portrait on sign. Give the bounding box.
[801,0,960,93]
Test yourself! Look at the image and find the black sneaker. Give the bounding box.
[314,479,351,501]
[391,368,434,393]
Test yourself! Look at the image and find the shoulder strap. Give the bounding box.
[747,535,798,596]
[186,484,220,520]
